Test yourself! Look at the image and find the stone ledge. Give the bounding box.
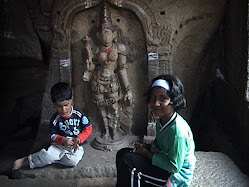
[15,134,139,179]
[191,151,249,187]
[10,134,249,186]
[0,175,117,187]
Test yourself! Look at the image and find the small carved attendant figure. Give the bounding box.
[82,5,133,140]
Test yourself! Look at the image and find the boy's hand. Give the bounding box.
[62,137,74,147]
[73,137,81,152]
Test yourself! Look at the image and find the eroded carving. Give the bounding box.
[148,24,171,46]
[52,25,69,49]
[171,13,214,42]
[57,0,101,30]
[107,0,123,6]
[82,4,133,142]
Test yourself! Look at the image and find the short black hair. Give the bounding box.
[146,74,186,111]
[50,82,72,103]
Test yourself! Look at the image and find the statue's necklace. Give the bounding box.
[101,44,113,54]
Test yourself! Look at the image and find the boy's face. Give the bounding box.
[54,99,73,117]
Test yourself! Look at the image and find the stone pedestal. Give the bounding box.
[92,134,129,152]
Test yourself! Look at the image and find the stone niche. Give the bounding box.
[71,3,148,136]
[35,0,226,151]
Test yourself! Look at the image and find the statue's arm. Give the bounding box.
[117,44,129,89]
[117,44,133,104]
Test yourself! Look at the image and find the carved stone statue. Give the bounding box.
[82,5,133,142]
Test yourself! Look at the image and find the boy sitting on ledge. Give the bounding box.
[13,82,92,170]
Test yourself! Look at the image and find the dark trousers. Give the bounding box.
[116,148,171,187]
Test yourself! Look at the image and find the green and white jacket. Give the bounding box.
[150,113,196,187]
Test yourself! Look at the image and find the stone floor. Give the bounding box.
[1,133,249,187]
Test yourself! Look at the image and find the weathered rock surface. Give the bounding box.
[1,141,248,187]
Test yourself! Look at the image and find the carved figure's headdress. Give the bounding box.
[99,4,114,31]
